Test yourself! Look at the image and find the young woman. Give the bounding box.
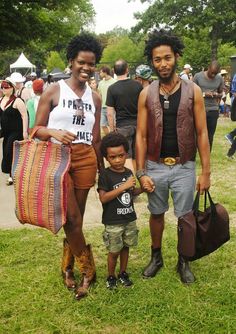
[0,78,28,185]
[35,33,103,300]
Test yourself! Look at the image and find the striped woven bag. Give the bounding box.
[11,127,71,234]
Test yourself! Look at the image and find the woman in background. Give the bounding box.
[0,78,28,185]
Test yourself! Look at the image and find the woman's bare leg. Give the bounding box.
[63,178,89,256]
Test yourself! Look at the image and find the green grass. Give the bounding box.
[0,118,236,334]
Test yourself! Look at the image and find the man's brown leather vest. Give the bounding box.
[146,79,197,164]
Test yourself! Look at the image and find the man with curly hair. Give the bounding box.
[35,32,103,300]
[136,29,211,283]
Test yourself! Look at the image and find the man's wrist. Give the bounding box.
[136,169,147,180]
[201,171,211,176]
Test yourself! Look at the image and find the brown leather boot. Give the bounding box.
[74,244,96,300]
[61,238,77,290]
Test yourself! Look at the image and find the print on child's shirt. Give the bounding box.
[114,178,134,215]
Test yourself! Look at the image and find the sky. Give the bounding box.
[90,0,149,34]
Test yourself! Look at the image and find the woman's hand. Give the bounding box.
[51,129,77,144]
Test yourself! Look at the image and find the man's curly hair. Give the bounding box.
[144,29,185,62]
[66,32,102,64]
[100,132,129,158]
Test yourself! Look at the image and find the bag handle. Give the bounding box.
[205,190,217,216]
[29,126,45,140]
[192,190,217,217]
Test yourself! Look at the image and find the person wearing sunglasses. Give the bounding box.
[35,33,103,301]
[0,78,28,185]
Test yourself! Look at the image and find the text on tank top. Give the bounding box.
[47,80,96,145]
[160,86,181,157]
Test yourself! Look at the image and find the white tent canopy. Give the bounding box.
[10,52,36,74]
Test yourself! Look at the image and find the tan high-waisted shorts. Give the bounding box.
[69,143,97,189]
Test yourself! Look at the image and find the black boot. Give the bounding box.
[142,247,163,278]
[177,255,195,284]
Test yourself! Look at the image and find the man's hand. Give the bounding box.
[139,175,155,193]
[196,173,211,194]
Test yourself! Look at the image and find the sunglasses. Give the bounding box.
[1,82,13,89]
[74,98,85,118]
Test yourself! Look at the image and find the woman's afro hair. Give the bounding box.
[66,32,102,64]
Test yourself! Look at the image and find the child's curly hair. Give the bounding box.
[100,132,129,158]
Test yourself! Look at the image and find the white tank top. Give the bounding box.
[47,80,96,145]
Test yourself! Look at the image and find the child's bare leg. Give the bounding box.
[118,246,133,286]
[119,246,129,274]
[108,251,120,276]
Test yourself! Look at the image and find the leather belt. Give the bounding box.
[159,157,181,166]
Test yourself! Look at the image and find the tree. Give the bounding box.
[0,49,23,78]
[100,35,145,67]
[218,44,236,70]
[0,0,95,76]
[0,0,94,50]
[46,51,65,72]
[131,0,236,60]
[178,30,212,73]
[98,27,130,50]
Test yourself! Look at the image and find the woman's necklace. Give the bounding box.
[160,79,180,110]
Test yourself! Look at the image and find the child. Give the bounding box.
[98,132,142,289]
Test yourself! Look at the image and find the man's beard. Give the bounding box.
[154,61,177,84]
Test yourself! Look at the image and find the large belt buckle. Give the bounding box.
[163,157,176,166]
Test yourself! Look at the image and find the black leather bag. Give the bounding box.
[177,191,230,261]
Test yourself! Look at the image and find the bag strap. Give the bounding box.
[193,190,217,217]
[205,190,217,216]
[29,126,45,140]
[192,191,200,215]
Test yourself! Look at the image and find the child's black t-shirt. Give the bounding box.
[97,167,137,225]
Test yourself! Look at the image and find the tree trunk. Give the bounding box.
[211,26,218,60]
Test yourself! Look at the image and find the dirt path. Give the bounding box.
[0,138,148,230]
[0,169,149,230]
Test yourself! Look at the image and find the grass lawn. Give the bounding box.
[0,118,235,334]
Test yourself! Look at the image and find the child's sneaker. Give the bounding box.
[118,271,133,287]
[227,154,235,160]
[225,133,233,144]
[6,177,13,186]
[106,275,117,289]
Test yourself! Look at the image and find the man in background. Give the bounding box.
[106,59,143,172]
[135,64,152,88]
[194,61,224,151]
[25,71,37,96]
[179,64,193,80]
[98,66,116,135]
[27,78,44,132]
